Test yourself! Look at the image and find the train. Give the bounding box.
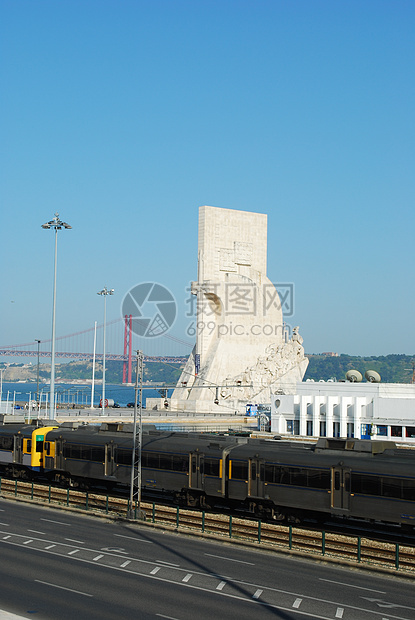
[0,415,414,529]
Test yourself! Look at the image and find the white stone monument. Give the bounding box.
[149,205,308,413]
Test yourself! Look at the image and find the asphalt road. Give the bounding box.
[0,499,414,620]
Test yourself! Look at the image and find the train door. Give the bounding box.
[104,443,116,477]
[331,466,351,510]
[189,452,203,489]
[248,458,265,497]
[13,435,23,464]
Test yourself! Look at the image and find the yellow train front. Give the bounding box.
[0,419,58,479]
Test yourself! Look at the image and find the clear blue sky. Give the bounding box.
[1,0,414,358]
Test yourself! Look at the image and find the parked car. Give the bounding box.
[112,403,121,408]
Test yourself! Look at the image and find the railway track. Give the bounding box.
[1,477,415,575]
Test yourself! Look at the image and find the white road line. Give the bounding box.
[150,567,161,575]
[93,554,104,561]
[156,615,181,620]
[41,518,71,526]
[319,578,386,594]
[35,580,92,597]
[68,550,79,555]
[216,581,226,591]
[205,553,255,565]
[156,560,180,567]
[0,523,10,526]
[252,589,263,600]
[114,533,152,543]
[336,608,344,619]
[45,544,56,550]
[65,538,85,544]
[182,574,192,583]
[23,540,33,545]
[28,530,45,535]
[2,535,11,539]
[293,598,302,608]
[120,560,131,568]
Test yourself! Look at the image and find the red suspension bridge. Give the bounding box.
[0,316,192,383]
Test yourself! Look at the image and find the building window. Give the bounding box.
[287,420,299,435]
[319,421,326,437]
[306,421,313,436]
[405,427,415,438]
[376,425,387,436]
[347,423,354,438]
[391,426,402,437]
[333,422,340,438]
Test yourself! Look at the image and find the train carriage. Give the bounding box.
[1,418,414,529]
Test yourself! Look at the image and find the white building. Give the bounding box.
[271,381,415,443]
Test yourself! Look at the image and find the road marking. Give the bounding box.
[293,598,302,608]
[120,560,131,568]
[93,554,104,561]
[35,580,92,597]
[319,578,386,594]
[156,560,180,567]
[150,567,161,575]
[0,523,10,526]
[156,615,181,620]
[28,530,45,535]
[205,553,255,565]
[114,533,152,543]
[45,544,56,550]
[252,589,263,600]
[23,539,33,545]
[182,574,192,583]
[2,535,11,539]
[68,550,79,555]
[65,538,85,544]
[216,581,226,591]
[41,518,71,526]
[335,608,344,618]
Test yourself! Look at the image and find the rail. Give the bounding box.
[1,478,414,574]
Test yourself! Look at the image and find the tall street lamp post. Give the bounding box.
[97,287,114,415]
[42,213,72,420]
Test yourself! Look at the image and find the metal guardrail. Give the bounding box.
[1,477,414,574]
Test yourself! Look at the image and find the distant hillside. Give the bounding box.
[2,354,414,385]
[304,354,414,383]
[0,358,186,386]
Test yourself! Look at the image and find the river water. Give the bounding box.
[1,381,171,408]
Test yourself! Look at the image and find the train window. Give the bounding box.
[382,477,403,499]
[25,440,32,453]
[89,447,105,462]
[204,458,220,477]
[290,468,307,487]
[36,440,44,453]
[145,453,159,469]
[334,471,340,491]
[344,472,350,493]
[45,442,50,456]
[402,480,415,502]
[172,456,188,472]
[0,436,13,451]
[159,455,172,470]
[116,448,132,465]
[231,461,248,480]
[352,474,381,496]
[307,470,331,489]
[63,444,105,462]
[251,463,256,479]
